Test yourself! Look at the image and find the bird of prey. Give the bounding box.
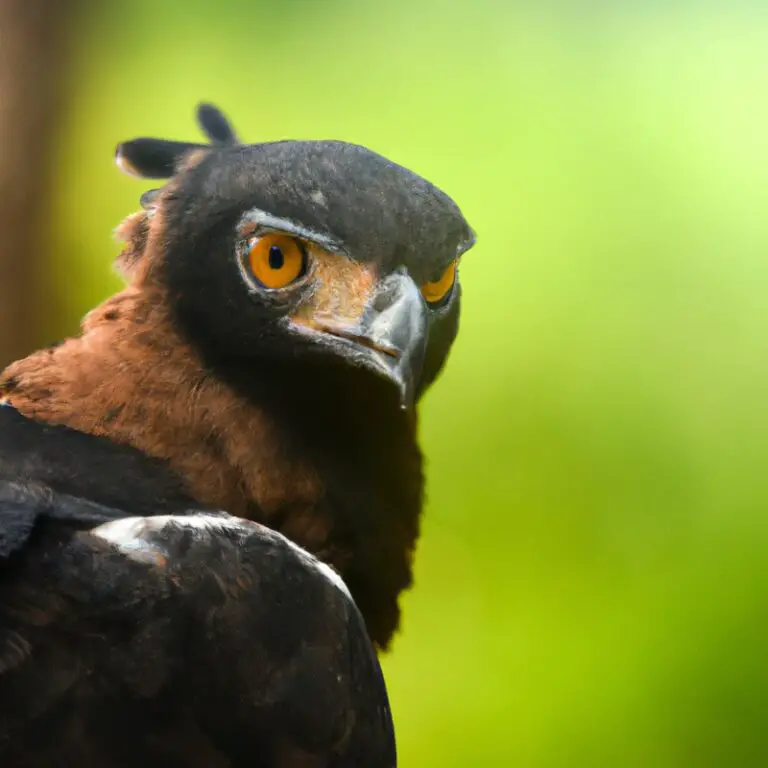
[0,104,475,766]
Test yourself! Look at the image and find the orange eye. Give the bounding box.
[421,261,457,304]
[247,233,307,289]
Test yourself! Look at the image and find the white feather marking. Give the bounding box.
[310,190,327,207]
[93,514,354,601]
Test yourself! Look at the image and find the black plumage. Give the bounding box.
[0,104,475,766]
[0,406,395,767]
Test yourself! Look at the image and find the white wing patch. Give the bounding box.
[92,516,172,566]
[92,514,354,601]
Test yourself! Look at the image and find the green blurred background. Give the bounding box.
[12,0,768,765]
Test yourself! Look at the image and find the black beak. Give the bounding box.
[289,269,428,407]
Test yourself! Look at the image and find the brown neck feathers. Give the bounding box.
[0,206,423,647]
[0,286,327,541]
[0,282,423,647]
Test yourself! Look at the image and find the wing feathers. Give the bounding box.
[0,510,396,766]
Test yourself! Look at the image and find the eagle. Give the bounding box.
[0,104,475,766]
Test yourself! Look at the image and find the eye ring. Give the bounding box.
[421,260,458,305]
[245,232,308,289]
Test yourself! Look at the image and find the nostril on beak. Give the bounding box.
[372,283,396,312]
[371,268,410,313]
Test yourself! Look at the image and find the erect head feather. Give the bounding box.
[114,103,238,179]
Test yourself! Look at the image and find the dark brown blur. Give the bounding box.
[0,0,81,367]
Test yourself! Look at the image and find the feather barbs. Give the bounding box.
[114,103,238,180]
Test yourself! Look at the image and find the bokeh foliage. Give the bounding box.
[44,1,768,765]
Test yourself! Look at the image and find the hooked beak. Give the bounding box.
[289,268,428,406]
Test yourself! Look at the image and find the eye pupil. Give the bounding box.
[247,234,307,290]
[268,245,285,270]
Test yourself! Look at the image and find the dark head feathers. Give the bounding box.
[115,103,238,180]
[114,102,476,269]
[197,102,239,145]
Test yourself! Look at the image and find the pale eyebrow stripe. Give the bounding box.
[238,207,345,253]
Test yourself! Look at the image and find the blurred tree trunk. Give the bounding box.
[0,0,81,368]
